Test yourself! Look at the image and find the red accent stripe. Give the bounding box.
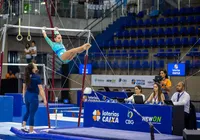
[78,54,88,127]
[44,0,55,129]
[0,0,4,9]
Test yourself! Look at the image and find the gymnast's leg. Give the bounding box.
[60,43,91,61]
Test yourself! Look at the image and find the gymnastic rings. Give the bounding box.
[27,35,31,42]
[27,29,31,42]
[16,18,23,41]
[16,34,23,41]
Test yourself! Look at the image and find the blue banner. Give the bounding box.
[77,91,128,106]
[79,64,92,75]
[167,63,186,76]
[84,102,172,134]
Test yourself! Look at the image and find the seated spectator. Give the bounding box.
[171,82,190,129]
[124,85,145,103]
[146,83,165,104]
[5,70,16,79]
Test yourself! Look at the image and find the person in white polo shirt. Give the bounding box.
[30,41,37,62]
[171,82,190,129]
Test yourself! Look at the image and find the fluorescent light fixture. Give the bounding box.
[41,2,45,5]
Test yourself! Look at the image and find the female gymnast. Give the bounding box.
[42,27,91,63]
[21,63,47,133]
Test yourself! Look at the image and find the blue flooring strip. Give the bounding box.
[0,134,29,140]
[48,103,75,108]
[10,127,101,140]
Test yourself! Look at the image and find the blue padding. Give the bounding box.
[10,127,100,140]
[5,93,23,117]
[49,127,182,140]
[22,104,48,126]
[196,113,200,120]
[197,121,200,128]
[0,95,13,122]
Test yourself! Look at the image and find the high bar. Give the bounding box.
[47,88,82,91]
[3,63,45,67]
[4,24,91,32]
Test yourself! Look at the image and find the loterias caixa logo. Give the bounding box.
[93,110,101,121]
[92,110,119,123]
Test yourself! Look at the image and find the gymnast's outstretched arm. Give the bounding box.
[42,28,54,49]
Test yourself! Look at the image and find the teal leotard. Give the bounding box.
[45,36,70,63]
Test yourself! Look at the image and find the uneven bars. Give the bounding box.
[4,24,91,32]
[3,63,45,66]
[47,88,82,91]
[3,63,47,86]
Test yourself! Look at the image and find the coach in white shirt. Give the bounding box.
[171,82,190,128]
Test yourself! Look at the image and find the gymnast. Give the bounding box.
[42,27,91,63]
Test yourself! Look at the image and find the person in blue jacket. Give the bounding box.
[21,63,47,133]
[42,27,91,63]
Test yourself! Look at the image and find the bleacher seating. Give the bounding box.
[92,6,200,73]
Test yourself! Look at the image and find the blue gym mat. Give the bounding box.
[49,127,182,140]
[11,127,182,140]
[10,127,101,140]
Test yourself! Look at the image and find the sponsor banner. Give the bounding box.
[91,75,155,88]
[77,91,128,106]
[84,102,172,134]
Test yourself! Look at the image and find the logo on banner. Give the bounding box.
[172,64,181,75]
[125,111,134,125]
[119,78,127,85]
[92,110,119,123]
[127,111,133,118]
[147,81,154,86]
[95,78,104,82]
[83,95,88,102]
[131,79,136,85]
[131,79,145,85]
[93,110,101,121]
[87,96,99,102]
[135,80,145,85]
[102,110,119,123]
[174,64,178,69]
[142,116,162,124]
[102,96,107,101]
[106,79,116,83]
[83,95,99,102]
